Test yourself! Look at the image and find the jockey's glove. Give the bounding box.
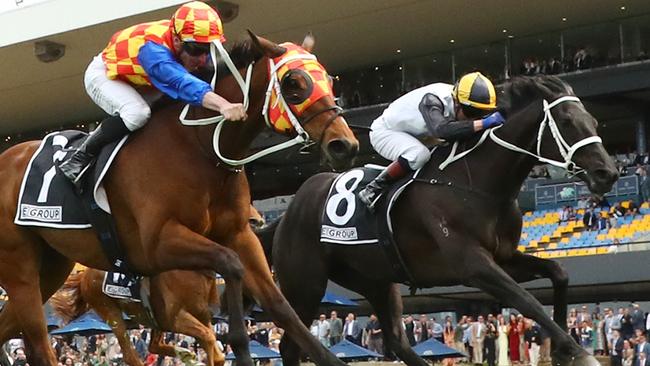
[481,111,505,129]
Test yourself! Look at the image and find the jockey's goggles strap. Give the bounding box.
[439,96,602,174]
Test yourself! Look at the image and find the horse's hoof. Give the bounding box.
[552,351,600,366]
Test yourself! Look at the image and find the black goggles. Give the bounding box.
[182,42,211,57]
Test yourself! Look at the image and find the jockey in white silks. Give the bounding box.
[358,72,505,210]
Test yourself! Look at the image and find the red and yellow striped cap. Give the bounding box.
[171,1,225,43]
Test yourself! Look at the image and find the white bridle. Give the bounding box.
[439,96,603,175]
[178,41,316,166]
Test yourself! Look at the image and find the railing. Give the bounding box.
[534,175,638,206]
[334,13,650,109]
[527,239,650,256]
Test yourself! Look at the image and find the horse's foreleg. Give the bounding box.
[154,221,251,366]
[228,229,347,366]
[501,252,569,332]
[170,310,222,366]
[457,247,595,366]
[147,330,177,357]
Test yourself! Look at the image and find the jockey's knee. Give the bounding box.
[120,103,151,131]
[405,148,431,170]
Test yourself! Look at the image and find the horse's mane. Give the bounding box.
[152,39,264,110]
[499,75,575,116]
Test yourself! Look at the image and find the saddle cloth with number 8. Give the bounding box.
[320,166,415,245]
[14,130,126,229]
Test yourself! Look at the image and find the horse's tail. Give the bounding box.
[254,216,281,266]
[50,271,89,324]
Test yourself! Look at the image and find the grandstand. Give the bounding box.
[519,201,650,258]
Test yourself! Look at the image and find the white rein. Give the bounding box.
[439,96,602,175]
[178,41,314,166]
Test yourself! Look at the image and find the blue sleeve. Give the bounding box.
[138,41,212,105]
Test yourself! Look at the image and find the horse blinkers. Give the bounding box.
[280,69,314,105]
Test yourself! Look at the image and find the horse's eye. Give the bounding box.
[280,69,314,105]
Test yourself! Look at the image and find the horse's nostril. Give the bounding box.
[594,168,618,185]
[327,139,348,157]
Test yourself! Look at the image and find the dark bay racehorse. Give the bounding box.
[49,206,264,366]
[266,76,618,366]
[0,32,358,365]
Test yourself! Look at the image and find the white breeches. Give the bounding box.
[84,55,161,131]
[369,117,431,170]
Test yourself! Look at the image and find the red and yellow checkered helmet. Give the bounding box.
[171,1,225,43]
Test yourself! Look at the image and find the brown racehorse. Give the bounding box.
[0,32,358,365]
[264,76,618,366]
[48,208,265,366]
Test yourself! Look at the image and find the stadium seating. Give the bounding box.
[519,201,650,258]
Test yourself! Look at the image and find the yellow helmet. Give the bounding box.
[171,1,225,43]
[453,72,497,111]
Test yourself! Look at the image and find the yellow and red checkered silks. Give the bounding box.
[101,2,224,86]
[267,43,334,135]
[172,1,225,43]
[102,20,174,86]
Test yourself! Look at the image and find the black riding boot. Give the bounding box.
[57,115,130,183]
[358,158,411,211]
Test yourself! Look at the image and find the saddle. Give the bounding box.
[320,165,419,284]
[15,131,145,296]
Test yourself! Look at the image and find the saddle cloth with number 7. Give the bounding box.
[14,130,127,229]
[320,165,416,245]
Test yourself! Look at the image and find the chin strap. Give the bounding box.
[439,96,602,175]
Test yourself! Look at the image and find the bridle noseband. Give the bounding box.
[439,95,602,176]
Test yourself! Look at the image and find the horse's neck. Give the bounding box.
[424,102,543,204]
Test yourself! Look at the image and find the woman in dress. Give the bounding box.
[593,312,605,355]
[508,314,520,364]
[517,315,527,363]
[579,320,594,355]
[443,319,457,366]
[497,315,510,366]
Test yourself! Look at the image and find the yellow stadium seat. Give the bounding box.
[576,221,585,228]
[597,247,609,254]
[597,234,606,241]
[548,243,557,249]
[561,238,570,243]
[541,235,550,243]
[573,232,582,238]
[525,212,533,217]
[522,222,530,228]
[529,240,538,248]
[587,248,597,255]
[517,245,526,252]
[577,209,585,215]
[622,201,630,209]
[642,202,650,209]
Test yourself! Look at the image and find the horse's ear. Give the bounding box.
[247,29,286,58]
[301,32,315,53]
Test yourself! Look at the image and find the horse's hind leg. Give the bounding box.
[455,247,596,366]
[0,246,73,365]
[92,301,143,366]
[330,271,428,366]
[501,252,569,333]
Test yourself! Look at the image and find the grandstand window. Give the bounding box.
[510,32,562,77]
[402,53,453,90]
[562,21,621,68]
[454,42,507,83]
[621,14,650,62]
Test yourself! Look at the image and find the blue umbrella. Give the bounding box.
[412,338,466,359]
[329,339,382,359]
[225,340,280,360]
[46,313,62,330]
[320,292,358,306]
[50,311,112,337]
